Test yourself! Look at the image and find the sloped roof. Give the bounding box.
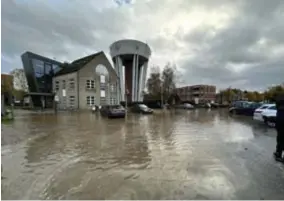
[54,51,104,76]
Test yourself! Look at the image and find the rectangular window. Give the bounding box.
[86,96,95,105]
[62,80,66,89]
[32,59,44,78]
[100,75,105,83]
[69,96,75,107]
[100,90,105,98]
[86,80,95,89]
[55,81,59,91]
[69,78,75,90]
[110,98,116,105]
[110,84,115,92]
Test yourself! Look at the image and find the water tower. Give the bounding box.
[110,39,151,103]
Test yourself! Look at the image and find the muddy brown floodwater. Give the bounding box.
[1,109,284,199]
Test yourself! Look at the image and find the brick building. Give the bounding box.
[176,84,216,104]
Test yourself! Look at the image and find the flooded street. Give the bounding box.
[2,109,284,199]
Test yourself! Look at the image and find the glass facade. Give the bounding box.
[21,52,62,107]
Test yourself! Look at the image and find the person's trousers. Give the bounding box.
[276,127,284,154]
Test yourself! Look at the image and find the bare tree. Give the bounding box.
[161,62,179,101]
[146,66,162,99]
[10,69,28,92]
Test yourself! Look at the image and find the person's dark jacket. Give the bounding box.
[276,93,284,130]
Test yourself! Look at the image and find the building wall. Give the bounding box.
[52,54,118,110]
[53,72,78,110]
[78,53,118,110]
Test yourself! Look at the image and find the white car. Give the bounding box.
[253,104,275,121]
[184,103,194,109]
[262,105,277,127]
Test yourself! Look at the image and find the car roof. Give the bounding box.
[261,103,275,107]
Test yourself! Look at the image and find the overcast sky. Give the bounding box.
[2,0,284,91]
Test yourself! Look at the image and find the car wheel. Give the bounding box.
[263,116,268,123]
[266,119,275,127]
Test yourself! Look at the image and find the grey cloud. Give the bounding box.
[181,0,284,90]
[1,0,284,90]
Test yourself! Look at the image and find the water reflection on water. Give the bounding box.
[2,109,284,199]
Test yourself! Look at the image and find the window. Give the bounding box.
[32,59,44,78]
[268,106,276,110]
[69,78,75,90]
[100,75,105,83]
[110,84,115,92]
[86,96,95,105]
[45,63,52,75]
[100,90,106,98]
[55,81,59,91]
[69,96,75,107]
[110,98,116,105]
[62,80,66,89]
[86,80,95,89]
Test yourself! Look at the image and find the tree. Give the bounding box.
[264,85,284,102]
[161,63,177,101]
[10,69,28,92]
[146,66,162,99]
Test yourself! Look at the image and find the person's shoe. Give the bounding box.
[274,152,284,162]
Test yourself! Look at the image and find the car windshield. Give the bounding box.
[268,106,276,110]
[138,104,148,109]
[259,105,268,109]
[111,105,123,109]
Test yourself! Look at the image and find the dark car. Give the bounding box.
[131,104,153,114]
[229,101,262,116]
[100,105,125,118]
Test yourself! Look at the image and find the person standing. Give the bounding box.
[274,93,284,162]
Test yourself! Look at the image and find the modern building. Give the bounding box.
[110,39,151,103]
[52,51,118,110]
[176,84,216,104]
[21,52,62,108]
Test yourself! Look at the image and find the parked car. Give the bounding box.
[229,101,262,116]
[100,105,125,118]
[253,104,275,122]
[261,105,277,127]
[211,103,219,108]
[131,104,153,114]
[174,103,194,109]
[183,103,194,109]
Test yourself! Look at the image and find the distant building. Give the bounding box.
[52,51,118,110]
[21,52,62,108]
[176,84,216,104]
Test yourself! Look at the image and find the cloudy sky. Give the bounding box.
[2,0,284,91]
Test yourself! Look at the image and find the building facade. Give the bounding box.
[110,39,151,103]
[53,51,118,110]
[176,84,216,104]
[21,52,62,108]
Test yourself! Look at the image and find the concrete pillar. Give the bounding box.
[118,56,124,102]
[140,61,148,101]
[132,55,136,101]
[135,55,139,101]
[114,56,124,103]
[138,64,144,102]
